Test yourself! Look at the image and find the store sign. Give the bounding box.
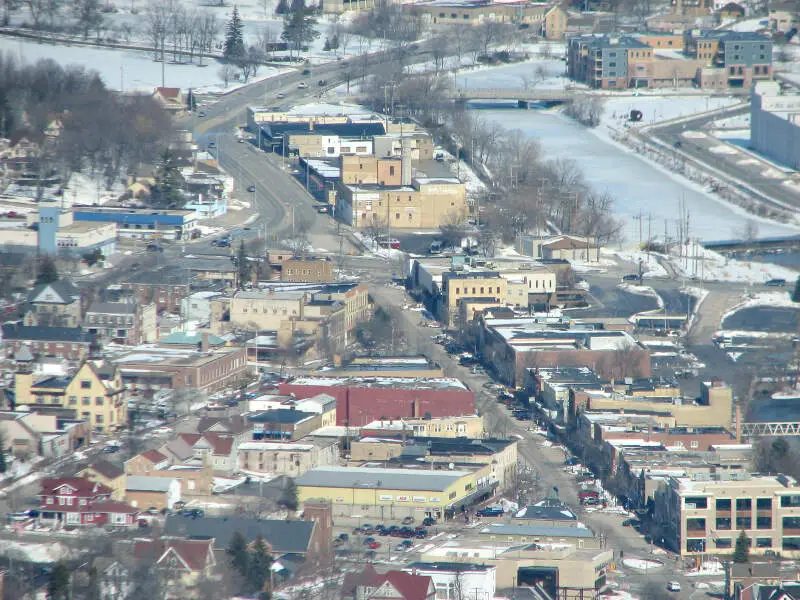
[396,495,410,502]
[412,496,426,503]
[379,495,393,501]
[429,497,441,503]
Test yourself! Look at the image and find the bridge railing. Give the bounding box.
[741,422,800,437]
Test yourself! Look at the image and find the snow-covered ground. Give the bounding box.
[602,95,738,129]
[0,540,72,564]
[669,244,799,284]
[721,290,799,323]
[612,249,669,278]
[621,558,664,570]
[0,36,290,92]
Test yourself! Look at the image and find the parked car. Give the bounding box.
[422,517,436,527]
[401,516,415,525]
[396,540,414,551]
[146,243,163,252]
[414,529,428,539]
[247,184,256,192]
[363,537,376,545]
[301,68,311,75]
[621,273,640,282]
[476,507,504,517]
[367,541,381,550]
[365,550,377,560]
[297,82,308,89]
[766,278,787,287]
[666,581,681,592]
[318,79,327,86]
[622,518,638,527]
[276,92,286,99]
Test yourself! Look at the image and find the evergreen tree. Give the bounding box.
[281,0,319,57]
[47,561,71,600]
[323,37,330,51]
[152,149,184,208]
[274,0,289,14]
[245,534,273,595]
[733,530,750,563]
[35,255,59,285]
[237,240,250,288]
[0,429,7,474]
[278,478,299,512]
[224,6,246,63]
[228,530,249,577]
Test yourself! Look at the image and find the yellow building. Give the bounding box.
[15,361,127,434]
[78,460,127,501]
[442,271,508,327]
[296,465,497,520]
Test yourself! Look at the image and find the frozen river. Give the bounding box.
[457,60,799,243]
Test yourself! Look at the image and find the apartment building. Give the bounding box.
[655,472,800,557]
[441,271,508,327]
[238,440,339,477]
[121,266,190,314]
[686,30,773,88]
[14,360,126,434]
[568,35,652,89]
[84,300,157,345]
[23,280,82,328]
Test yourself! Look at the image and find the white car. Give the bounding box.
[667,581,681,592]
[297,82,308,89]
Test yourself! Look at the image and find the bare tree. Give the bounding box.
[362,214,389,249]
[145,0,174,61]
[196,11,219,66]
[218,64,236,87]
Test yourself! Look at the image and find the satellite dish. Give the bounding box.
[448,463,454,470]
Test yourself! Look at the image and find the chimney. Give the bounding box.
[201,332,210,353]
[401,138,412,186]
[735,405,741,443]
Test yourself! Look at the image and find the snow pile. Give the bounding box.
[613,250,669,278]
[618,283,664,308]
[0,541,72,564]
[721,290,799,323]
[669,245,799,284]
[622,558,664,570]
[685,560,725,576]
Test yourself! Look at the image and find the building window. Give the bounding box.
[685,497,708,509]
[716,498,731,511]
[81,381,91,389]
[757,516,772,529]
[95,397,104,406]
[714,538,732,549]
[737,498,752,511]
[736,516,752,529]
[82,397,90,406]
[716,517,731,530]
[96,415,104,424]
[756,537,772,548]
[389,166,395,176]
[757,498,772,510]
[68,396,77,406]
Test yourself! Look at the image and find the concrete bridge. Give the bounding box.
[453,88,574,106]
[741,422,800,437]
[703,234,800,254]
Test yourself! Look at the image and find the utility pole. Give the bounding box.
[633,212,643,248]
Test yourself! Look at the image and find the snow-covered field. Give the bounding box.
[669,244,798,283]
[0,37,289,92]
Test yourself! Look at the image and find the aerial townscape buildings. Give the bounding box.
[0,0,798,596]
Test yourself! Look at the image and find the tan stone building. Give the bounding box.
[125,475,181,510]
[281,257,334,283]
[338,177,467,230]
[340,155,403,186]
[78,460,127,501]
[237,440,339,477]
[441,271,508,326]
[360,415,484,438]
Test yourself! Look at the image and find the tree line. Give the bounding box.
[0,52,172,191]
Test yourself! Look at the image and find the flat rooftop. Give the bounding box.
[295,466,470,491]
[284,376,468,391]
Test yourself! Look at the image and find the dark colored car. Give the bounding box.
[476,507,504,517]
[337,533,349,542]
[301,68,311,75]
[422,517,436,527]
[414,529,428,538]
[365,550,377,560]
[318,79,327,86]
[766,278,787,287]
[247,184,256,192]
[621,273,640,282]
[146,243,163,252]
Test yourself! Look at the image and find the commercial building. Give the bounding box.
[2,324,92,361]
[336,176,468,230]
[654,472,800,557]
[238,440,339,477]
[329,355,445,378]
[479,523,601,549]
[112,342,247,392]
[71,207,198,241]
[416,540,613,598]
[360,414,484,438]
[751,81,800,170]
[280,256,334,283]
[481,318,650,387]
[402,563,496,600]
[296,465,497,520]
[248,409,322,441]
[278,375,475,426]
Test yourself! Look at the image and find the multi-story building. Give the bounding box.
[38,476,138,528]
[655,472,800,557]
[248,409,322,441]
[568,35,652,89]
[84,299,157,345]
[280,256,334,283]
[360,414,484,439]
[1,324,92,360]
[71,207,198,241]
[340,154,404,186]
[750,81,800,170]
[14,360,127,434]
[23,280,82,328]
[336,177,467,230]
[121,266,190,314]
[441,271,508,327]
[238,439,339,477]
[686,30,773,88]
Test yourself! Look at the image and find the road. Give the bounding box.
[647,105,800,215]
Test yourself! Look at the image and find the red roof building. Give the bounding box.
[39,476,138,528]
[342,566,435,600]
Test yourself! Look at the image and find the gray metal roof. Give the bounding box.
[162,515,315,554]
[480,523,594,538]
[295,466,470,492]
[126,475,175,492]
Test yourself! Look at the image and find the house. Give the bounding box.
[125,475,181,510]
[177,432,237,472]
[716,1,745,19]
[78,460,126,500]
[153,87,185,113]
[133,537,216,591]
[84,299,157,345]
[196,413,251,444]
[38,476,138,528]
[23,280,82,328]
[403,563,497,600]
[125,449,171,475]
[14,360,127,434]
[342,565,435,600]
[0,409,89,459]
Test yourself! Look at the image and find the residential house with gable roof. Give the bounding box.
[78,459,126,500]
[177,432,237,473]
[342,565,435,600]
[133,537,216,593]
[23,280,82,327]
[38,476,138,528]
[125,449,171,475]
[15,360,126,434]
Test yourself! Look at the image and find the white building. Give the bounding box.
[403,562,496,600]
[751,81,800,169]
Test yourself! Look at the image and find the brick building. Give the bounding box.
[121,267,190,314]
[2,324,91,360]
[278,376,475,427]
[281,257,334,283]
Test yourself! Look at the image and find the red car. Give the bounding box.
[367,541,381,550]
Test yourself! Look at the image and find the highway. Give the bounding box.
[645,105,800,216]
